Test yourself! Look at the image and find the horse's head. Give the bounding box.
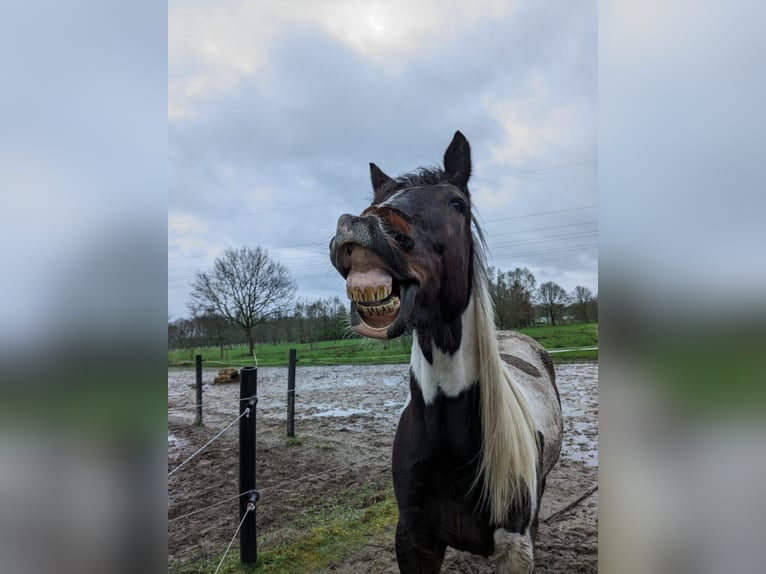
[330,131,475,340]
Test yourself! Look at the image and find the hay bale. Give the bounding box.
[213,367,240,385]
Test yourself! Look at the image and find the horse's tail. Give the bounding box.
[472,276,540,526]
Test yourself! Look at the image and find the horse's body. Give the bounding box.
[330,132,562,573]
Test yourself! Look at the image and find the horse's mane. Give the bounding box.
[471,216,540,526]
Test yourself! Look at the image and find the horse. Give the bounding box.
[329,131,563,573]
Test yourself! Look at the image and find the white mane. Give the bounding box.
[471,270,539,525]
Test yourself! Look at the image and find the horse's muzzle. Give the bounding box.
[330,213,376,270]
[329,213,417,339]
[330,213,410,280]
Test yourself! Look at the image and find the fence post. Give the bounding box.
[287,349,296,438]
[239,366,258,566]
[194,355,203,425]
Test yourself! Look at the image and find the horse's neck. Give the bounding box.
[410,295,480,405]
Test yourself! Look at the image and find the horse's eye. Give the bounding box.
[449,198,466,214]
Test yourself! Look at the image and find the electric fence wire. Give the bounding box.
[168,452,384,523]
[168,409,249,478]
[213,506,251,574]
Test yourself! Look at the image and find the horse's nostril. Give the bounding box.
[345,244,353,257]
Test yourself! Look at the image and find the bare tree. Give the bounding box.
[572,285,594,323]
[537,281,570,326]
[488,267,538,329]
[507,267,537,327]
[188,247,296,355]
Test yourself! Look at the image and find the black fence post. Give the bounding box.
[287,349,296,438]
[194,355,203,426]
[239,366,258,566]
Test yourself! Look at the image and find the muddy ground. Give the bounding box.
[168,359,597,573]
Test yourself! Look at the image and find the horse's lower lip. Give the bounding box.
[355,297,401,330]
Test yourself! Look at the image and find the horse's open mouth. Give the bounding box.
[342,245,415,339]
[347,280,400,329]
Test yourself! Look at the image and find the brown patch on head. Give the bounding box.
[385,211,411,234]
[362,205,411,235]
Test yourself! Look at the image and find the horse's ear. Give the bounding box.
[443,130,471,192]
[370,162,393,202]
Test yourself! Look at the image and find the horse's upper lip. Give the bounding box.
[330,213,413,283]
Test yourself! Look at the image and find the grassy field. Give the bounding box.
[168,323,598,367]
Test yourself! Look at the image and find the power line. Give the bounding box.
[491,220,597,238]
[483,205,597,223]
[168,204,597,272]
[491,231,598,250]
[168,160,595,225]
[169,254,325,274]
[285,247,598,283]
[168,242,327,260]
[170,200,354,223]
[169,243,597,286]
[167,204,599,287]
[474,159,597,180]
[168,264,335,282]
[490,243,597,262]
[174,223,598,267]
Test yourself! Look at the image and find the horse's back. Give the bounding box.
[497,330,563,477]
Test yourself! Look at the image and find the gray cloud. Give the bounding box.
[169,0,597,319]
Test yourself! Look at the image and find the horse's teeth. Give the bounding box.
[348,284,392,303]
[355,294,400,317]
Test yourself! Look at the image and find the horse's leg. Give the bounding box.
[530,474,547,541]
[491,529,534,574]
[395,515,446,574]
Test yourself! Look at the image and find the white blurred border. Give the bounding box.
[0,1,167,573]
[600,1,766,573]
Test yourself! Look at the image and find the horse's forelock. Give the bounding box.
[378,166,449,196]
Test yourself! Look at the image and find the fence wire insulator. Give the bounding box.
[246,490,260,511]
[244,396,257,418]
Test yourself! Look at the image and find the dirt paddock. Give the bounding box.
[168,359,597,572]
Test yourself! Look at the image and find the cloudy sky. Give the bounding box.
[168,0,597,320]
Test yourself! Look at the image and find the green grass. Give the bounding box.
[516,323,598,350]
[168,336,414,367]
[172,486,398,574]
[168,323,598,367]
